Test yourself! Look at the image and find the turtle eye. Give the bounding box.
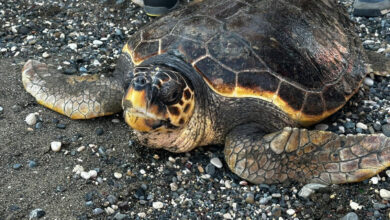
[159,80,182,105]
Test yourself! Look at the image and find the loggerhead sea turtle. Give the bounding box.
[22,0,390,185]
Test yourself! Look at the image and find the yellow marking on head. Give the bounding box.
[122,43,143,66]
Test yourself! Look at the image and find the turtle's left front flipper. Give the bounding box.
[22,60,125,119]
[224,125,390,185]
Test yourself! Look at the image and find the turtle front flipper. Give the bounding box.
[224,124,390,185]
[22,60,125,119]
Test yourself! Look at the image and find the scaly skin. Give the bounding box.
[22,60,124,119]
[225,125,390,184]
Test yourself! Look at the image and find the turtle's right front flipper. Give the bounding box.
[22,60,125,119]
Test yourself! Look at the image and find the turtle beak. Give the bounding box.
[122,81,167,132]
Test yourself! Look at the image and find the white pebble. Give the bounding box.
[223,213,233,219]
[93,40,103,46]
[210,157,223,168]
[356,122,368,130]
[140,169,146,175]
[224,180,232,189]
[111,119,120,123]
[137,212,146,218]
[72,165,84,174]
[364,77,374,86]
[380,189,390,200]
[315,123,329,131]
[105,207,115,215]
[386,170,390,178]
[88,170,98,178]
[51,141,62,152]
[114,172,122,179]
[370,176,379,184]
[80,171,91,180]
[68,43,77,50]
[286,209,296,215]
[77,146,86,152]
[350,200,363,210]
[25,113,37,125]
[42,52,50,58]
[152,201,164,209]
[338,126,345,133]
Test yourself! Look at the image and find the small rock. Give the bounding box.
[205,163,215,175]
[0,106,3,113]
[298,183,328,199]
[107,195,117,204]
[356,122,368,130]
[223,213,233,219]
[93,208,104,215]
[96,128,104,136]
[68,43,77,50]
[315,123,329,131]
[42,52,50,58]
[13,163,22,170]
[286,209,296,216]
[73,165,84,174]
[29,209,45,219]
[370,176,379,184]
[350,200,363,210]
[35,122,43,129]
[51,141,62,152]
[152,201,164,209]
[137,212,146,218]
[114,172,122,179]
[386,170,390,178]
[210,157,223,168]
[340,212,358,220]
[93,40,103,46]
[114,212,129,220]
[245,192,255,204]
[364,77,374,86]
[259,196,272,205]
[105,207,115,215]
[28,160,37,168]
[56,123,66,129]
[80,171,91,180]
[25,113,37,125]
[170,182,178,191]
[382,124,390,137]
[380,189,390,200]
[77,146,86,152]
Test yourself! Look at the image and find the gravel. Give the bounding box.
[1,0,390,219]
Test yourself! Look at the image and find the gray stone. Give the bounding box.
[340,212,358,220]
[382,124,390,137]
[29,209,45,219]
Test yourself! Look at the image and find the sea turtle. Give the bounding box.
[22,0,390,185]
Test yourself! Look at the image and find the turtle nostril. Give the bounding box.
[133,76,147,87]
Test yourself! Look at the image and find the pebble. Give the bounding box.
[56,123,66,129]
[107,195,117,204]
[72,165,84,174]
[386,170,390,178]
[42,52,50,58]
[25,113,37,125]
[170,182,178,191]
[114,212,129,220]
[93,40,103,46]
[152,201,164,209]
[382,124,390,137]
[349,200,363,210]
[298,183,328,199]
[13,163,22,170]
[93,208,104,215]
[245,192,255,204]
[315,123,329,131]
[0,106,3,113]
[364,77,374,86]
[105,207,115,215]
[35,122,43,129]
[356,122,368,130]
[77,146,86,152]
[210,157,223,168]
[114,172,122,179]
[28,160,37,168]
[380,189,390,200]
[29,208,46,219]
[80,170,97,180]
[340,212,358,220]
[286,209,296,215]
[370,176,379,184]
[95,128,104,136]
[68,43,77,50]
[51,141,62,152]
[223,213,233,219]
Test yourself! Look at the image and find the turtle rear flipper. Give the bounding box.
[22,60,124,119]
[224,125,390,185]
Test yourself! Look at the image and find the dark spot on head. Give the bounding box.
[183,104,190,113]
[179,100,184,105]
[168,106,180,116]
[184,89,191,100]
[179,118,185,124]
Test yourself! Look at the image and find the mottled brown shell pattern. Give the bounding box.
[122,0,366,126]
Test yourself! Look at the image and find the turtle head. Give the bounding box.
[122,65,195,134]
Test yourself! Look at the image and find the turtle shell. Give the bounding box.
[122,0,366,126]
